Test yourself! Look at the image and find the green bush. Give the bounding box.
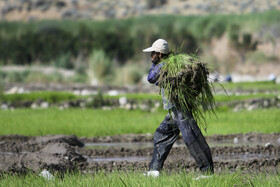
[88,50,114,84]
[69,73,88,83]
[2,91,77,103]
[0,70,30,83]
[116,63,145,85]
[246,51,278,65]
[0,11,279,66]
[52,52,73,69]
[0,70,83,84]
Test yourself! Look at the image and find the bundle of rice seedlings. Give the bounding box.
[157,53,216,131]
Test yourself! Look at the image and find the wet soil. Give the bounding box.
[0,133,279,174]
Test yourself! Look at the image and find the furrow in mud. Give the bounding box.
[0,134,279,174]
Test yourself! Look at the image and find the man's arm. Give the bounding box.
[147,63,163,84]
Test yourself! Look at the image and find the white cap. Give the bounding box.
[143,39,169,54]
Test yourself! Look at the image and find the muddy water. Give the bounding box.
[84,144,278,163]
[83,135,280,163]
[85,142,154,149]
[84,140,276,150]
[79,133,280,173]
[0,133,279,174]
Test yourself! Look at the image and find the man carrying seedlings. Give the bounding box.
[143,39,214,177]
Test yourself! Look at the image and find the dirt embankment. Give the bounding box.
[0,135,86,174]
[0,133,279,175]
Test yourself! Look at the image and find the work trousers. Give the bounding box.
[149,108,214,173]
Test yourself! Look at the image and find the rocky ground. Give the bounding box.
[0,133,279,175]
[1,0,280,21]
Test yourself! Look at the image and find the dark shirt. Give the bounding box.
[147,62,174,110]
[147,63,164,85]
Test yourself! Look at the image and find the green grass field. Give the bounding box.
[0,171,279,187]
[219,81,280,91]
[0,108,279,137]
[1,89,279,185]
[1,81,278,112]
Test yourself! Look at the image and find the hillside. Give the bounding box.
[1,0,280,21]
[1,1,280,84]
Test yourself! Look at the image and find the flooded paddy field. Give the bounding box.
[0,133,279,174]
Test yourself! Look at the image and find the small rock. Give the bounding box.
[31,103,38,109]
[40,102,49,108]
[7,87,18,94]
[277,138,280,144]
[233,137,238,144]
[247,104,258,111]
[154,102,161,108]
[139,104,149,111]
[108,90,119,96]
[56,1,66,9]
[81,89,90,96]
[172,7,180,14]
[73,90,81,95]
[265,142,272,148]
[263,100,270,108]
[63,103,69,109]
[119,97,127,106]
[268,74,276,82]
[79,11,92,19]
[28,16,37,21]
[39,169,54,180]
[79,102,86,108]
[1,4,16,16]
[1,104,8,110]
[104,7,116,18]
[62,8,78,19]
[132,104,137,109]
[234,104,243,112]
[184,4,191,9]
[102,106,112,110]
[40,3,51,12]
[124,103,132,110]
[71,0,78,5]
[34,0,45,8]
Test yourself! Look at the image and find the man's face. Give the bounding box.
[151,51,161,64]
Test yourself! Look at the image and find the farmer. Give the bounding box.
[143,39,214,177]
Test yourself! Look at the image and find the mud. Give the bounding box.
[0,133,279,174]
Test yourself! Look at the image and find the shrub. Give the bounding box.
[52,52,73,69]
[24,71,49,83]
[69,73,88,83]
[116,63,145,85]
[0,11,279,67]
[88,50,114,84]
[2,92,77,103]
[246,51,278,65]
